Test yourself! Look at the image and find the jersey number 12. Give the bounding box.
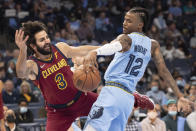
[125,54,143,76]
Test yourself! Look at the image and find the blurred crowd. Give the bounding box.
[0,0,196,131]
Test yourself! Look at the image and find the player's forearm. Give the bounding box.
[16,49,27,78]
[77,45,100,56]
[159,68,183,98]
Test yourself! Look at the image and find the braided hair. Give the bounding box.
[128,7,149,33]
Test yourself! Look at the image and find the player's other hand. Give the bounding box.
[83,51,98,72]
[15,29,29,50]
[177,97,194,113]
[72,57,84,69]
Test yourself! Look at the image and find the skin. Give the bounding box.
[0,80,6,131]
[84,11,192,111]
[15,29,99,80]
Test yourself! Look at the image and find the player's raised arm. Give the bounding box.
[15,30,38,80]
[151,39,183,98]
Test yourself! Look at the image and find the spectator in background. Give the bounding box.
[69,13,80,31]
[166,86,178,100]
[162,41,175,61]
[190,61,196,77]
[164,21,182,43]
[19,81,38,103]
[4,109,20,131]
[190,28,196,48]
[85,12,96,30]
[147,25,161,42]
[162,99,191,131]
[183,0,196,15]
[174,38,190,58]
[2,79,19,104]
[7,60,21,88]
[188,84,196,102]
[15,99,34,124]
[10,49,19,64]
[51,31,67,45]
[64,22,79,42]
[153,11,167,31]
[168,0,182,17]
[96,12,111,32]
[125,108,142,131]
[175,75,186,93]
[186,101,196,131]
[7,61,16,79]
[140,104,166,131]
[76,19,94,41]
[146,80,168,107]
[166,13,175,23]
[81,34,99,46]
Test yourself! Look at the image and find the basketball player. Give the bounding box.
[15,21,99,131]
[82,7,190,131]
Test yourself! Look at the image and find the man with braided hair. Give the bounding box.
[82,7,192,131]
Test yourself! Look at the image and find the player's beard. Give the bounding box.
[36,43,52,55]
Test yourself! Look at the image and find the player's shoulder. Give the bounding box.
[27,59,36,65]
[55,42,71,58]
[56,42,69,48]
[26,60,38,70]
[151,38,160,50]
[151,39,159,46]
[55,42,71,52]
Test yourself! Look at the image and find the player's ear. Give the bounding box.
[29,43,36,50]
[138,22,144,29]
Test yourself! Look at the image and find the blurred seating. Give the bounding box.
[28,106,42,119]
[18,122,42,131]
[4,103,18,111]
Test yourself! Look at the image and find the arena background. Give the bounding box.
[0,0,195,131]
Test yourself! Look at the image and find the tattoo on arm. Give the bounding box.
[117,34,132,52]
[152,41,182,98]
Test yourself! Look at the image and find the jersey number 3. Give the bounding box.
[55,73,67,90]
[125,54,143,76]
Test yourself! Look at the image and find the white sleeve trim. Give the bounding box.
[96,41,122,56]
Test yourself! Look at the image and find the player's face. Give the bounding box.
[34,30,52,55]
[123,12,142,34]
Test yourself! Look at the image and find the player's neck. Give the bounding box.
[35,53,52,60]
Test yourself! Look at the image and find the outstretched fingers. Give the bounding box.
[23,35,29,43]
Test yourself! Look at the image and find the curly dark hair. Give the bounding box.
[21,21,48,55]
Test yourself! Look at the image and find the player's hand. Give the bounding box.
[15,29,29,50]
[72,57,84,69]
[177,97,194,112]
[83,51,98,72]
